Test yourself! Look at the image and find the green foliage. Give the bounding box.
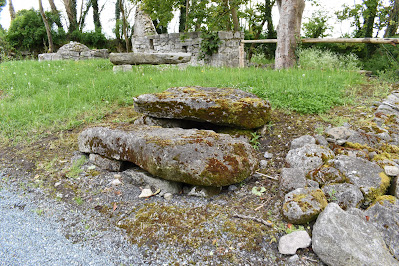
[70,30,108,49]
[363,44,399,72]
[252,186,266,196]
[0,60,363,142]
[67,156,87,178]
[199,30,221,60]
[6,9,65,52]
[298,48,361,71]
[249,132,261,150]
[137,0,180,29]
[303,10,332,38]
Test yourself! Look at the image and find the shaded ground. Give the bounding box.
[0,81,390,265]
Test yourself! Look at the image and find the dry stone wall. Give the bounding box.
[131,31,244,67]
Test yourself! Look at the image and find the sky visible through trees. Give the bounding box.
[0,0,392,38]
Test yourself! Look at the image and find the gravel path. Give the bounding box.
[0,172,146,266]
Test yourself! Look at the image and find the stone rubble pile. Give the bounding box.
[38,42,109,61]
[278,91,399,264]
[79,86,271,191]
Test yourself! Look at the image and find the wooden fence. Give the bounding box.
[239,38,399,67]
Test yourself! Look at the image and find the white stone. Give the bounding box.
[139,188,153,198]
[164,193,173,201]
[278,230,311,255]
[385,165,399,176]
[111,179,122,186]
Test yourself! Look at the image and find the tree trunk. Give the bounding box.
[179,0,187,32]
[223,0,231,31]
[231,5,240,31]
[63,0,78,33]
[185,0,190,31]
[48,0,63,29]
[9,0,16,21]
[275,0,305,69]
[78,0,91,32]
[39,0,54,53]
[119,0,129,52]
[363,0,379,58]
[384,0,399,37]
[92,0,102,32]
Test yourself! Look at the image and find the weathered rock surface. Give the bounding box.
[133,7,157,36]
[312,203,399,266]
[331,155,390,205]
[109,52,191,65]
[290,135,315,150]
[285,144,334,172]
[282,188,328,224]
[133,87,271,129]
[278,230,311,255]
[392,176,399,198]
[78,126,258,187]
[322,183,364,210]
[89,153,123,172]
[122,168,182,195]
[113,65,133,72]
[279,168,307,194]
[365,196,399,260]
[306,165,347,186]
[39,42,109,61]
[325,126,356,145]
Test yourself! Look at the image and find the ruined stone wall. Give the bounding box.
[131,31,244,67]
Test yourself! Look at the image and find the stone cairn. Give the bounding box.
[277,91,399,265]
[38,42,109,61]
[78,86,271,195]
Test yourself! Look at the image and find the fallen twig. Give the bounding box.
[233,214,273,227]
[255,171,278,181]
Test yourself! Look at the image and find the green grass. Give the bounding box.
[0,59,364,142]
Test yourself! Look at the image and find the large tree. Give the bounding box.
[275,0,305,69]
[63,0,78,33]
[39,0,54,52]
[9,0,16,21]
[384,0,399,37]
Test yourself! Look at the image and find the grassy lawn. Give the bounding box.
[0,59,365,142]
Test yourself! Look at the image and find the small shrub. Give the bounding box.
[199,30,221,60]
[298,47,361,71]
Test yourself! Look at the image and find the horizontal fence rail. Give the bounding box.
[239,38,399,67]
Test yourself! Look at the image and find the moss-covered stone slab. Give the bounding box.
[78,126,258,187]
[133,87,271,129]
[331,155,391,206]
[109,52,191,65]
[282,187,328,224]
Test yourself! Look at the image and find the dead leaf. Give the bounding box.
[113,202,117,211]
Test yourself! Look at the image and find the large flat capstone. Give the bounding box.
[109,52,191,65]
[133,87,271,129]
[78,126,258,187]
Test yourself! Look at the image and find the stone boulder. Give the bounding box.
[331,155,391,205]
[306,165,347,186]
[78,126,258,187]
[109,52,191,65]
[312,203,399,266]
[282,188,328,224]
[279,168,307,194]
[133,87,271,129]
[285,144,334,172]
[57,42,90,60]
[365,196,399,260]
[290,135,316,150]
[278,230,312,255]
[322,183,364,210]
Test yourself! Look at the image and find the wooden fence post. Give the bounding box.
[239,42,245,68]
